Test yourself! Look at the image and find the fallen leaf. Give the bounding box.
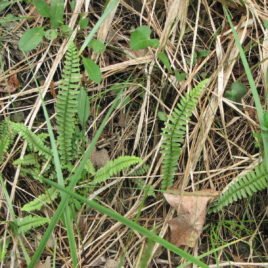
[118,112,127,128]
[104,259,120,268]
[8,73,20,89]
[0,74,20,93]
[49,81,57,97]
[164,189,219,247]
[34,256,51,268]
[90,147,110,169]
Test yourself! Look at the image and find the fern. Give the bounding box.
[0,237,10,261]
[129,164,150,176]
[209,163,268,213]
[22,188,58,212]
[134,179,155,197]
[13,153,40,168]
[8,121,52,159]
[84,159,96,176]
[92,156,142,184]
[128,164,155,196]
[160,79,208,190]
[56,42,81,164]
[15,215,50,234]
[0,120,14,162]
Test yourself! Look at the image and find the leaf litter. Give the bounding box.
[164,189,219,247]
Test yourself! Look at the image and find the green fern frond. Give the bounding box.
[134,179,155,197]
[16,215,50,234]
[56,42,81,164]
[21,187,58,212]
[161,79,208,190]
[0,120,14,162]
[129,164,150,176]
[8,121,52,159]
[92,156,142,184]
[0,236,10,261]
[209,163,268,213]
[84,159,96,175]
[13,153,40,168]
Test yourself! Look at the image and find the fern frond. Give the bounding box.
[21,187,58,212]
[209,163,268,213]
[92,156,142,184]
[9,121,52,159]
[161,79,208,190]
[84,159,96,175]
[0,120,14,162]
[134,179,155,197]
[56,42,81,164]
[0,236,10,261]
[13,153,40,168]
[16,215,50,234]
[129,164,150,176]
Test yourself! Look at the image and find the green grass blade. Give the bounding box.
[223,6,268,170]
[178,237,247,268]
[223,7,263,120]
[41,177,209,268]
[29,90,123,267]
[31,91,78,267]
[79,0,120,55]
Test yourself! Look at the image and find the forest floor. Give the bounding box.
[0,0,268,267]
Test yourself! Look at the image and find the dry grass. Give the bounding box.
[0,0,268,267]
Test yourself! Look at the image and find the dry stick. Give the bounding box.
[159,0,190,50]
[204,0,233,163]
[189,0,201,73]
[209,262,268,267]
[132,61,154,153]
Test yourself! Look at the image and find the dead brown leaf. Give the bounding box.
[90,148,110,169]
[0,74,20,93]
[164,189,219,247]
[34,256,51,268]
[104,259,120,268]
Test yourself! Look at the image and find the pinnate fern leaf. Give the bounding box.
[0,120,14,162]
[92,156,142,184]
[56,41,81,164]
[16,215,50,234]
[13,153,40,168]
[161,79,208,190]
[22,187,58,212]
[209,163,268,213]
[8,121,52,159]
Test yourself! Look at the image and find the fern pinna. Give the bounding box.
[56,42,81,164]
[209,163,268,213]
[160,79,208,190]
[8,121,52,159]
[0,120,14,162]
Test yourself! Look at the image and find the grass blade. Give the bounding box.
[41,177,209,268]
[28,90,123,267]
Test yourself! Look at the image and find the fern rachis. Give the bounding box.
[56,42,81,164]
[160,79,208,190]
